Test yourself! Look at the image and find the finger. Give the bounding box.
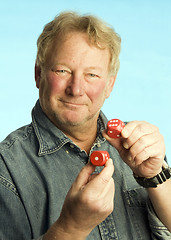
[134,141,165,166]
[88,173,99,182]
[122,121,159,149]
[89,158,114,190]
[73,162,96,191]
[128,131,160,160]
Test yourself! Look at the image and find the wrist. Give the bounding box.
[56,219,88,240]
[133,161,171,188]
[43,219,88,240]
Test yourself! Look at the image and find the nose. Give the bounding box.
[65,73,84,96]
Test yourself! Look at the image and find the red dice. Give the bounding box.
[90,151,110,166]
[107,119,125,138]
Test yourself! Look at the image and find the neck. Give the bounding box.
[57,119,98,154]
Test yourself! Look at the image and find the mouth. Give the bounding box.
[60,100,86,108]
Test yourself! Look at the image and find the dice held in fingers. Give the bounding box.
[107,119,125,138]
[90,151,110,166]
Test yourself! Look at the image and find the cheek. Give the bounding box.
[49,79,60,96]
[44,73,65,96]
[87,81,107,100]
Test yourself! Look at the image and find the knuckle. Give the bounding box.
[79,191,92,205]
[93,198,113,214]
[138,136,146,146]
[134,150,146,163]
[137,122,148,134]
[129,147,136,158]
[79,194,102,213]
[101,176,110,184]
[142,148,150,158]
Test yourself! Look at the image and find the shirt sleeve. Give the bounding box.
[0,181,33,239]
[147,199,171,239]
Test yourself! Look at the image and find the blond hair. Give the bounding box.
[36,11,121,75]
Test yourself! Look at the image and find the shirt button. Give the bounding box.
[97,143,101,148]
[70,144,75,149]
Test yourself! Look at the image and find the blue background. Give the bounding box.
[0,0,171,164]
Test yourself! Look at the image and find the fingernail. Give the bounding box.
[123,142,129,149]
[122,129,128,138]
[128,155,132,161]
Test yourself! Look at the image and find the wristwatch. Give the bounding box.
[133,161,171,188]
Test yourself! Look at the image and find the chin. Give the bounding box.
[64,116,87,126]
[52,111,85,127]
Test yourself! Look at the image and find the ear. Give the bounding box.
[105,75,117,99]
[35,64,41,89]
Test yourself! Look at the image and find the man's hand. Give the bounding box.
[102,120,171,233]
[44,159,115,240]
[103,121,165,178]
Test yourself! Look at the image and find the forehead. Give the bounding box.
[47,32,111,69]
[55,30,106,47]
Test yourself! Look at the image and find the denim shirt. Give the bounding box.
[0,100,170,240]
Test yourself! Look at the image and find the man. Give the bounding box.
[0,11,170,240]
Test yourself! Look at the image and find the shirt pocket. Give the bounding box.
[122,188,152,240]
[123,187,147,208]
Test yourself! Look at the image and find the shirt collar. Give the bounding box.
[32,100,107,156]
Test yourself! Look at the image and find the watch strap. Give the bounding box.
[133,161,171,188]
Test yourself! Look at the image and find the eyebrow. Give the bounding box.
[85,66,103,72]
[51,63,71,70]
[52,63,69,67]
[52,63,103,71]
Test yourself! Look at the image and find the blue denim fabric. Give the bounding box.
[0,100,170,240]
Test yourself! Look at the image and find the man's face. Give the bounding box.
[36,32,116,130]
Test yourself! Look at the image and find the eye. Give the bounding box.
[56,70,67,74]
[89,73,96,77]
[54,69,72,77]
[87,73,99,79]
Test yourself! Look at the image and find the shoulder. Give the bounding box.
[0,124,35,178]
[0,124,35,194]
[0,123,34,152]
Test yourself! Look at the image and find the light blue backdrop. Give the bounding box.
[0,0,171,164]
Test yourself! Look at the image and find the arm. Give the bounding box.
[103,121,171,232]
[147,178,171,231]
[43,159,115,240]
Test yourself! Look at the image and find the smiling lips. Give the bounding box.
[60,99,86,107]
